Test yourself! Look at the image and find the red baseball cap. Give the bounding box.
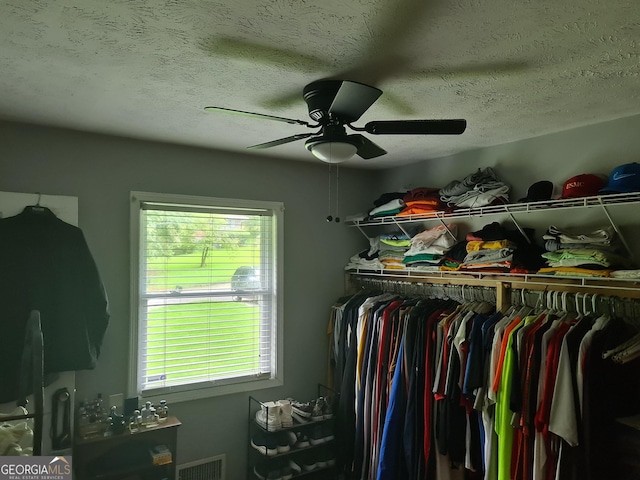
[559,174,606,199]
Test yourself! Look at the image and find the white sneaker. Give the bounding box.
[277,399,293,428]
[255,401,282,431]
[288,459,302,475]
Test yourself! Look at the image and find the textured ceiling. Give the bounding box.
[1,0,639,168]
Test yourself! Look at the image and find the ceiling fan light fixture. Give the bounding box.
[305,139,358,164]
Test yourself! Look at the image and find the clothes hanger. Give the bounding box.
[573,292,586,320]
[22,192,54,216]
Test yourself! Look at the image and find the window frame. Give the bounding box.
[129,191,284,403]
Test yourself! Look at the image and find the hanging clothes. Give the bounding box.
[330,285,640,480]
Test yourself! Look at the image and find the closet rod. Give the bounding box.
[349,275,640,322]
[350,277,499,306]
[346,272,640,298]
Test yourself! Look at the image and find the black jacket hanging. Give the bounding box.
[0,207,110,403]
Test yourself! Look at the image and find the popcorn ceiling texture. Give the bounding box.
[0,0,639,168]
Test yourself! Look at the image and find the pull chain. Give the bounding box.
[326,163,341,223]
[335,164,340,223]
[327,163,333,222]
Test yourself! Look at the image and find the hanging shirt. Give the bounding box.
[494,317,524,480]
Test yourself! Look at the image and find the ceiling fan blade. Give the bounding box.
[203,36,332,73]
[248,133,316,150]
[204,106,314,127]
[328,81,382,122]
[364,119,467,135]
[350,134,387,159]
[332,0,444,85]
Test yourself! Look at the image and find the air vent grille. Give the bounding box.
[177,455,225,480]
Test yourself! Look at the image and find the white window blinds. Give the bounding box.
[131,193,283,399]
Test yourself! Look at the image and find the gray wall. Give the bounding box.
[0,120,379,477]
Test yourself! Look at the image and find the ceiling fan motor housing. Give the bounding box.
[303,80,344,123]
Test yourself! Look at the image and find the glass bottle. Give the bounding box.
[141,401,157,426]
[157,400,168,421]
[129,409,142,432]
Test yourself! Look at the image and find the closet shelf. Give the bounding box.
[348,191,640,227]
[346,268,640,294]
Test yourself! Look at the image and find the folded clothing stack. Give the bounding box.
[378,233,411,270]
[397,187,446,217]
[457,221,545,273]
[367,191,408,218]
[439,167,510,208]
[460,239,516,272]
[402,224,457,271]
[538,225,628,277]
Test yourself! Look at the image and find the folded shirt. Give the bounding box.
[369,199,405,216]
[397,206,444,217]
[379,252,406,262]
[466,239,514,252]
[379,248,409,259]
[543,225,614,245]
[463,248,514,264]
[345,258,385,271]
[403,187,442,203]
[610,269,640,279]
[380,238,411,248]
[537,267,612,277]
[380,256,404,263]
[405,264,442,272]
[372,191,407,207]
[381,262,406,270]
[544,239,620,252]
[405,244,450,257]
[542,248,626,268]
[403,253,444,264]
[404,224,457,253]
[440,263,462,271]
[460,261,512,271]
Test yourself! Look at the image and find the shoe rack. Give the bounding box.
[247,384,339,480]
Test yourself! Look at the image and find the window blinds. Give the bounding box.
[137,204,276,394]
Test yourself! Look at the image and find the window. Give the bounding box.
[129,192,284,402]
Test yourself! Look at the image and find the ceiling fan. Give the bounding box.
[204,79,466,163]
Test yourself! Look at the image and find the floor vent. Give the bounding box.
[177,455,226,480]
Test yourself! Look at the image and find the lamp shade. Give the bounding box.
[307,141,358,164]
